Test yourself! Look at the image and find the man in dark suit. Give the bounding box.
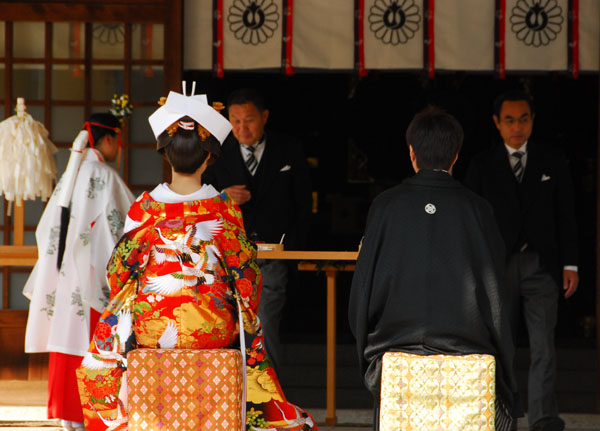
[464,90,578,431]
[203,88,311,373]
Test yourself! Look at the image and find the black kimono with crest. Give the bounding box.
[348,169,517,415]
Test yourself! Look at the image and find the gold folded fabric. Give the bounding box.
[380,351,496,431]
[127,348,244,431]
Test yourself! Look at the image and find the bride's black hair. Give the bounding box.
[157,116,221,174]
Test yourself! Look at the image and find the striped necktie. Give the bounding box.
[512,151,524,182]
[245,145,258,175]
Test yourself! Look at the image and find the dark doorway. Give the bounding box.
[185,70,598,346]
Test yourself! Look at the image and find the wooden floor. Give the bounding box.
[1,380,600,430]
[0,380,46,407]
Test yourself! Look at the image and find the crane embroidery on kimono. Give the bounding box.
[157,321,178,349]
[81,310,131,370]
[144,219,224,295]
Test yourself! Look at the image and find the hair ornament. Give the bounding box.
[197,125,211,142]
[212,101,225,113]
[178,120,195,130]
[166,122,179,136]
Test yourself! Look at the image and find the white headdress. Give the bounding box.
[148,81,232,146]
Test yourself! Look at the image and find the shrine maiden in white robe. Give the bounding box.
[23,148,134,356]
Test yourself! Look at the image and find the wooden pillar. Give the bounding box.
[596,56,600,412]
[13,202,25,246]
[325,269,337,426]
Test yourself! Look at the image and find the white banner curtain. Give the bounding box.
[183,0,213,71]
[362,0,424,71]
[292,0,355,70]
[223,0,284,70]
[504,0,569,71]
[579,0,600,72]
[435,0,495,72]
[182,0,599,73]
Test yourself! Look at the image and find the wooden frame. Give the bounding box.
[0,0,182,380]
[597,64,600,411]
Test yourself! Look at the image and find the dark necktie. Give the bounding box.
[512,151,524,182]
[245,145,258,175]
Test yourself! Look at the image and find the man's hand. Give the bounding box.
[563,269,579,298]
[224,185,251,205]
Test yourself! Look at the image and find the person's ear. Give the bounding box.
[409,145,416,163]
[492,114,501,130]
[261,109,269,124]
[409,145,419,173]
[449,153,459,170]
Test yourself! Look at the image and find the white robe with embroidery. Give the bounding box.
[23,148,134,356]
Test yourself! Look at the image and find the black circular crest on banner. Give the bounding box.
[510,0,564,47]
[369,0,420,46]
[228,0,280,46]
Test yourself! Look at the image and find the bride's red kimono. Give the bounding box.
[77,191,317,431]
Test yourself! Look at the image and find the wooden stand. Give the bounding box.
[13,201,24,246]
[258,250,357,426]
[0,201,38,266]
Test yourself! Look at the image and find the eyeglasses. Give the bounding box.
[500,116,532,126]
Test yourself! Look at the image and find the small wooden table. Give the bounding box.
[257,250,358,426]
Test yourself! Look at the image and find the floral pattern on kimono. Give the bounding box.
[77,192,318,431]
[23,148,134,356]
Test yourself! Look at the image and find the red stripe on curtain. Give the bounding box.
[355,0,367,77]
[213,0,224,78]
[427,0,435,77]
[568,0,579,78]
[495,0,506,79]
[72,23,82,77]
[282,0,295,75]
[423,0,436,78]
[145,24,154,77]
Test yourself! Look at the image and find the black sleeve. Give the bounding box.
[476,200,518,414]
[348,201,383,376]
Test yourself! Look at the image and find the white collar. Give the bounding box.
[149,183,219,203]
[504,141,528,155]
[240,136,265,152]
[85,147,105,162]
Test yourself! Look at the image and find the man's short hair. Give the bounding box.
[406,106,464,171]
[493,89,535,117]
[227,88,266,112]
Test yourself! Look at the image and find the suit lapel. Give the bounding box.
[252,139,274,200]
[520,142,543,211]
[223,139,252,185]
[491,144,519,187]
